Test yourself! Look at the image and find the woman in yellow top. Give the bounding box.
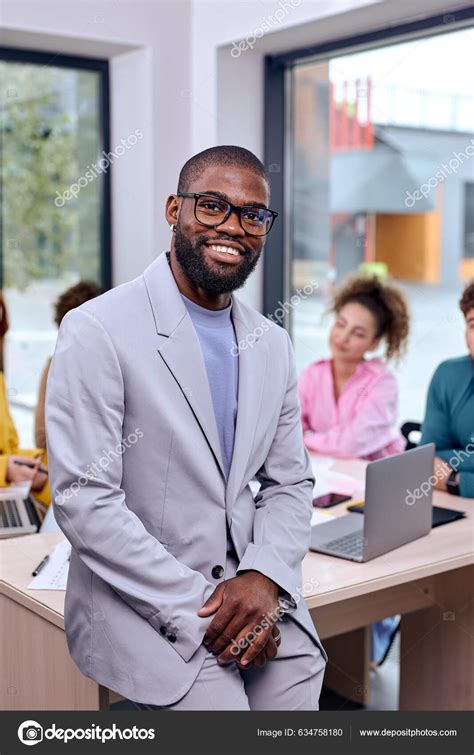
[0,291,50,504]
[0,369,50,505]
[1,282,104,508]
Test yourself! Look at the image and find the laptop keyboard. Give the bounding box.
[0,499,22,527]
[323,531,364,558]
[0,497,40,529]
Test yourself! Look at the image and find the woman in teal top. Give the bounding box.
[420,281,474,499]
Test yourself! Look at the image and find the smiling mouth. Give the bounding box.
[203,242,246,264]
[205,243,243,257]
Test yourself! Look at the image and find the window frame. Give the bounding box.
[463,182,474,259]
[0,46,112,290]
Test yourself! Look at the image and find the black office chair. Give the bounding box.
[400,421,421,450]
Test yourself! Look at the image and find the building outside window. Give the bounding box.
[285,28,474,421]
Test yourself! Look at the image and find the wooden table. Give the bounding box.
[1,459,472,710]
[1,530,116,710]
[304,459,474,710]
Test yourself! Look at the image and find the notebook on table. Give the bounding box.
[348,502,466,528]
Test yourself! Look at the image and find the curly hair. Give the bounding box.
[331,275,410,362]
[54,280,104,326]
[459,280,474,318]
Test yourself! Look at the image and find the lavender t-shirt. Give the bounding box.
[180,292,239,552]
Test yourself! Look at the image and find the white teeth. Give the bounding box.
[209,244,239,256]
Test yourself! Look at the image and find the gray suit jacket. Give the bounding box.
[45,250,327,705]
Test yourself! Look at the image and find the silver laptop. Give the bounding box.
[309,443,435,562]
[0,482,41,538]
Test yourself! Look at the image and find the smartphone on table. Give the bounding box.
[312,492,352,509]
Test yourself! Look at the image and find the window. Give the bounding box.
[0,49,110,444]
[264,13,474,421]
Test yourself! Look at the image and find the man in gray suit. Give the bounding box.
[46,145,327,710]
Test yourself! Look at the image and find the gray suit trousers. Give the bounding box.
[131,549,326,711]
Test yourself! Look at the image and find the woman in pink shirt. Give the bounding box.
[298,275,410,461]
[299,274,410,666]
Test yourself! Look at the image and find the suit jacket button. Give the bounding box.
[212,565,224,579]
[159,625,167,636]
[167,633,177,643]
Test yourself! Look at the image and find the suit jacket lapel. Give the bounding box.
[225,296,268,514]
[143,252,225,478]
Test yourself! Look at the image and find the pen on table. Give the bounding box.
[13,460,48,475]
[32,554,50,576]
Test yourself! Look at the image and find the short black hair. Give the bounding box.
[177,145,270,194]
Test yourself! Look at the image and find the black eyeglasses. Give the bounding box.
[177,192,278,237]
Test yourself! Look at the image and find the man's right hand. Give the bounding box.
[250,623,282,668]
[212,622,282,669]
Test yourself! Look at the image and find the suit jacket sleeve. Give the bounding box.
[236,328,315,604]
[46,308,215,663]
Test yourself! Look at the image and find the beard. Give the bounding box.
[172,225,262,295]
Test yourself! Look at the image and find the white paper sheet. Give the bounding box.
[310,455,336,474]
[310,455,364,497]
[313,469,362,497]
[28,538,71,590]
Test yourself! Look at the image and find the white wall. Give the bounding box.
[1,0,194,284]
[1,0,469,307]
